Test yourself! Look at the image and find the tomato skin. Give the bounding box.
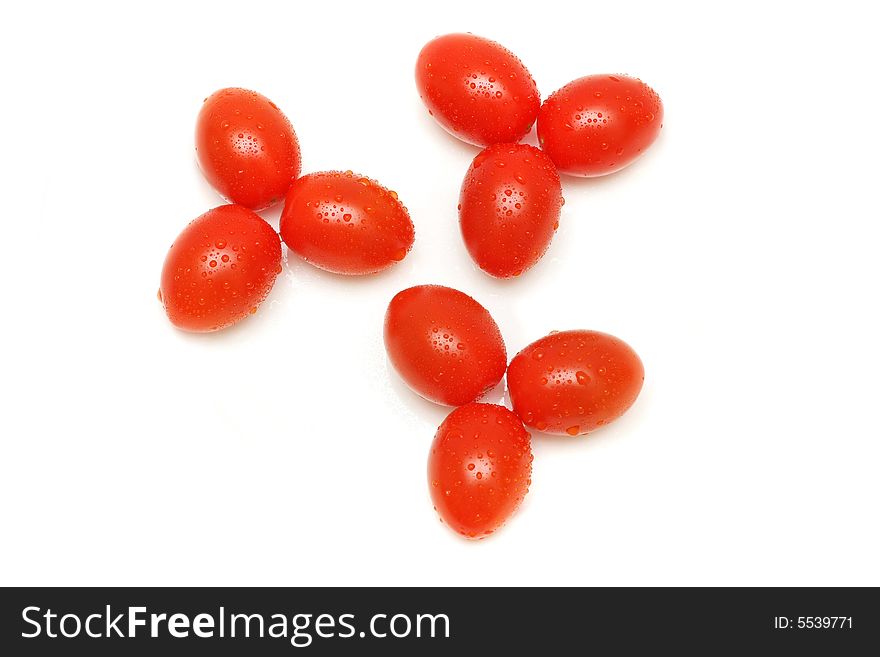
[459,143,563,278]
[279,171,414,275]
[159,205,282,332]
[384,285,507,406]
[507,330,644,435]
[415,33,540,147]
[537,75,663,177]
[196,88,301,211]
[428,403,532,539]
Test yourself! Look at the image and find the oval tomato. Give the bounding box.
[415,33,540,147]
[384,285,507,406]
[279,171,414,275]
[196,88,301,210]
[159,205,282,332]
[537,75,663,177]
[428,403,532,539]
[459,143,563,278]
[507,330,644,435]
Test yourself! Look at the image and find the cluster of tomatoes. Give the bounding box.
[159,33,663,539]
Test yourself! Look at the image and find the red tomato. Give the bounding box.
[279,171,414,275]
[415,33,540,147]
[159,205,282,332]
[384,285,507,406]
[507,330,644,435]
[428,403,532,539]
[537,75,663,177]
[196,88,301,211]
[459,143,563,278]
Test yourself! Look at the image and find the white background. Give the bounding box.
[1,1,878,586]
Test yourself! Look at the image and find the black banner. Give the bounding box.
[1,587,876,654]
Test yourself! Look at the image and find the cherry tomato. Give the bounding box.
[507,330,644,435]
[384,285,507,406]
[279,171,414,275]
[537,75,663,177]
[196,88,301,211]
[428,403,532,539]
[459,143,563,278]
[159,205,282,332]
[415,33,540,147]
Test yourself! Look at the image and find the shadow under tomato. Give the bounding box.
[530,405,649,455]
[411,97,485,158]
[158,257,291,346]
[382,357,451,428]
[500,379,649,451]
[381,355,513,430]
[473,240,564,296]
[191,157,286,229]
[282,246,417,291]
[554,129,667,192]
